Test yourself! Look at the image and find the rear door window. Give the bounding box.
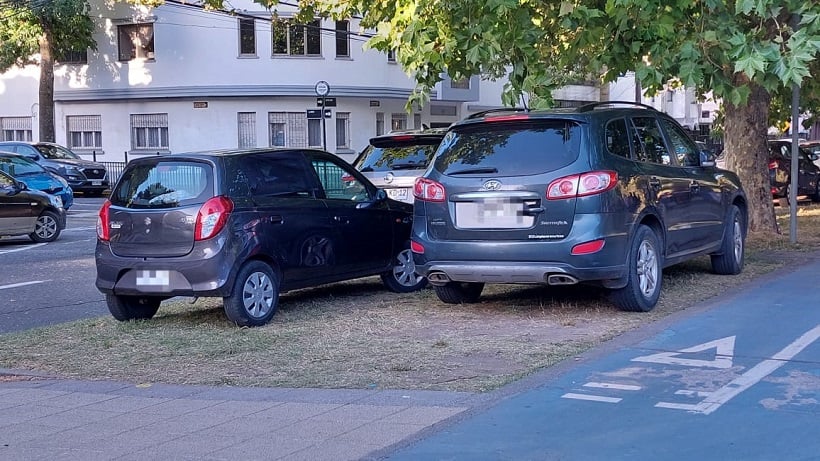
[111,160,213,209]
[660,118,699,166]
[433,120,581,176]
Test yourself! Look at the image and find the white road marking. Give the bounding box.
[0,243,47,254]
[561,393,622,403]
[0,280,49,290]
[632,336,736,369]
[583,382,642,391]
[674,390,712,397]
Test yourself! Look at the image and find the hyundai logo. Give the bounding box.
[482,179,502,191]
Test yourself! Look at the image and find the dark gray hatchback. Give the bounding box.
[96,148,426,326]
[411,102,747,312]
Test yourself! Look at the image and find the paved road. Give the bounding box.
[0,198,108,333]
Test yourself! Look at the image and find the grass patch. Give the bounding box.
[1,205,819,392]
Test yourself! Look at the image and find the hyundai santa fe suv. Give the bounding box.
[411,102,747,312]
[96,148,426,327]
[0,141,109,196]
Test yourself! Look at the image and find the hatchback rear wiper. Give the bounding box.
[448,167,499,175]
[390,162,425,170]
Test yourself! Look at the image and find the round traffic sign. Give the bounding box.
[315,80,330,96]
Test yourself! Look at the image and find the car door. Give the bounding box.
[659,117,725,249]
[0,171,35,234]
[305,152,394,276]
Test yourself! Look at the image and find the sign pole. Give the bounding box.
[314,81,330,152]
[321,96,327,151]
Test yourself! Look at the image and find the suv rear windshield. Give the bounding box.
[354,139,441,172]
[110,160,214,209]
[433,120,581,176]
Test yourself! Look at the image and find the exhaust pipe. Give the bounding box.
[547,274,579,285]
[426,271,451,285]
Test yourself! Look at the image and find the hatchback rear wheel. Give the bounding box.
[106,294,161,321]
[29,210,61,243]
[434,282,484,304]
[381,247,427,293]
[610,225,662,312]
[223,261,279,327]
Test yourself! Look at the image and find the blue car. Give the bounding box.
[0,151,74,210]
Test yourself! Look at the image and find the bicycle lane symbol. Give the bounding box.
[561,323,820,414]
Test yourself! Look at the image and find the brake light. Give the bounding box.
[97,200,111,241]
[194,196,234,241]
[484,114,530,122]
[411,240,425,254]
[414,177,446,202]
[390,134,414,141]
[571,239,605,255]
[768,160,778,170]
[547,171,617,200]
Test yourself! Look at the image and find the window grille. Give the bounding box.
[0,117,33,141]
[130,113,168,150]
[336,112,350,148]
[238,112,256,148]
[67,115,102,149]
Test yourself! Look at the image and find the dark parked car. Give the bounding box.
[411,102,747,312]
[353,128,448,203]
[95,148,426,327]
[768,139,820,201]
[0,141,109,196]
[0,170,66,243]
[0,151,74,210]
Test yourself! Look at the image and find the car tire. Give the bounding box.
[223,261,279,327]
[609,225,662,312]
[710,205,745,275]
[381,247,428,293]
[86,190,104,198]
[105,294,161,321]
[28,210,62,243]
[434,282,484,304]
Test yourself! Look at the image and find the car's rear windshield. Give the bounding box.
[110,160,214,209]
[354,139,441,172]
[433,120,582,176]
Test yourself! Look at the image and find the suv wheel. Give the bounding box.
[29,210,61,243]
[106,294,161,321]
[711,205,744,275]
[223,261,279,327]
[434,282,484,304]
[610,225,662,312]
[381,247,427,293]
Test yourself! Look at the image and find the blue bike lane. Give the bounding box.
[388,258,820,461]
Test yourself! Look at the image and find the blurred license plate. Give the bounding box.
[387,188,408,200]
[136,270,170,286]
[92,180,102,186]
[455,199,529,229]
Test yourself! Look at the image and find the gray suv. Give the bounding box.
[411,102,747,312]
[0,141,109,196]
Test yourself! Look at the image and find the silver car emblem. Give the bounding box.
[144,217,152,226]
[483,179,502,191]
[383,172,395,184]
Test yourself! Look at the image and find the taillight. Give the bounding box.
[414,177,446,202]
[547,171,618,200]
[194,196,234,241]
[571,239,605,255]
[96,200,111,241]
[484,114,530,122]
[410,240,425,254]
[768,160,778,170]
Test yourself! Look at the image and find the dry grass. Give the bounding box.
[1,204,819,393]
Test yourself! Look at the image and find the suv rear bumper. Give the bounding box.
[415,261,626,287]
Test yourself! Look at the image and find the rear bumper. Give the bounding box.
[415,261,626,286]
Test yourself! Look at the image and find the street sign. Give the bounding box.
[314,80,330,97]
[324,109,332,118]
[306,109,322,119]
[317,97,337,107]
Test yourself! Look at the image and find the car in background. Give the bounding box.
[353,128,448,203]
[0,152,74,210]
[95,148,427,327]
[0,141,109,196]
[0,170,66,243]
[800,140,820,168]
[411,102,747,313]
[768,139,820,202]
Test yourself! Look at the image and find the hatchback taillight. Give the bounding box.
[547,171,618,200]
[768,160,778,170]
[97,199,111,241]
[194,196,234,241]
[414,177,446,202]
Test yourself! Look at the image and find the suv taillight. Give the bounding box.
[195,196,234,241]
[547,171,618,200]
[414,177,446,202]
[97,200,111,241]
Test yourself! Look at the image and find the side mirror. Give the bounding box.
[699,150,716,167]
[355,188,387,209]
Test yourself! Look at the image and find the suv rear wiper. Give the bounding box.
[390,162,425,170]
[448,167,499,175]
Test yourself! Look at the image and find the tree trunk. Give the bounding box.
[724,82,777,233]
[38,21,55,143]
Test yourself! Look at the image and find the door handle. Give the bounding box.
[689,180,700,193]
[269,215,283,224]
[648,177,661,189]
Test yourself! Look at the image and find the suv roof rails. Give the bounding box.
[576,101,658,113]
[466,107,530,120]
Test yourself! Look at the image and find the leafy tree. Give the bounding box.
[0,0,95,142]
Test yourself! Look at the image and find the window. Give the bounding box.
[336,112,350,149]
[375,112,384,136]
[238,112,256,148]
[272,18,321,56]
[130,113,169,151]
[0,117,33,141]
[268,112,309,148]
[335,20,349,57]
[630,117,671,165]
[450,77,470,89]
[387,49,396,62]
[67,115,102,150]
[605,119,631,159]
[413,113,422,129]
[391,113,407,132]
[660,118,700,166]
[238,18,256,56]
[57,48,87,65]
[310,158,368,202]
[118,23,155,61]
[308,119,322,147]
